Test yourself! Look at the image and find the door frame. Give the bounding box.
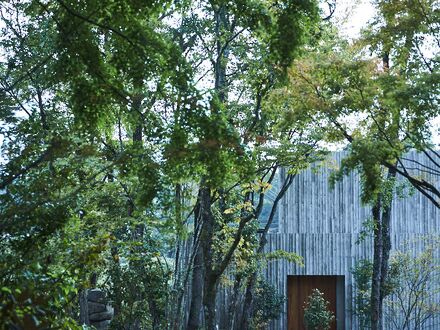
[287,275,345,330]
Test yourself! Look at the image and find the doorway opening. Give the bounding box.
[287,275,345,330]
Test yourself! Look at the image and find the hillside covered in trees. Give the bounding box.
[0,0,439,329]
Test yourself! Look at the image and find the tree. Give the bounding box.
[0,0,186,327]
[279,1,439,326]
[352,237,440,329]
[2,0,436,329]
[385,238,440,329]
[162,1,322,329]
[1,0,324,328]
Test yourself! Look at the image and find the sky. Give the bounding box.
[333,0,377,39]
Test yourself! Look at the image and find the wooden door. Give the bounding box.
[287,275,338,330]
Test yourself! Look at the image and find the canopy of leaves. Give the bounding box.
[0,0,322,327]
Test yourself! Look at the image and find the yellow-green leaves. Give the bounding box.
[261,249,304,266]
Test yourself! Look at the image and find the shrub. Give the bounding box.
[351,259,373,329]
[251,279,285,329]
[303,289,334,330]
[384,242,440,329]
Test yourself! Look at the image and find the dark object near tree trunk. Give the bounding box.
[79,288,114,330]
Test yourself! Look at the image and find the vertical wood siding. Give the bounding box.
[264,150,440,329]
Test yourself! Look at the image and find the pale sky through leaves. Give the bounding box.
[334,0,376,39]
[0,1,438,152]
[331,0,439,147]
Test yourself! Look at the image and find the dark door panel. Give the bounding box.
[287,275,344,330]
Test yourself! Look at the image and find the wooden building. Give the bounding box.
[261,151,440,329]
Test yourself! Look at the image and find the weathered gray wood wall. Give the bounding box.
[263,150,440,329]
[182,151,439,329]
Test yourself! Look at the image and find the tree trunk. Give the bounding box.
[196,5,230,329]
[227,275,242,330]
[214,5,228,102]
[371,198,383,330]
[187,244,204,330]
[203,279,218,330]
[371,51,396,330]
[172,183,184,329]
[199,186,217,330]
[379,167,397,320]
[240,273,257,330]
[240,172,294,329]
[371,166,396,330]
[187,198,205,330]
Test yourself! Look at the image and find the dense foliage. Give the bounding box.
[0,0,438,329]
